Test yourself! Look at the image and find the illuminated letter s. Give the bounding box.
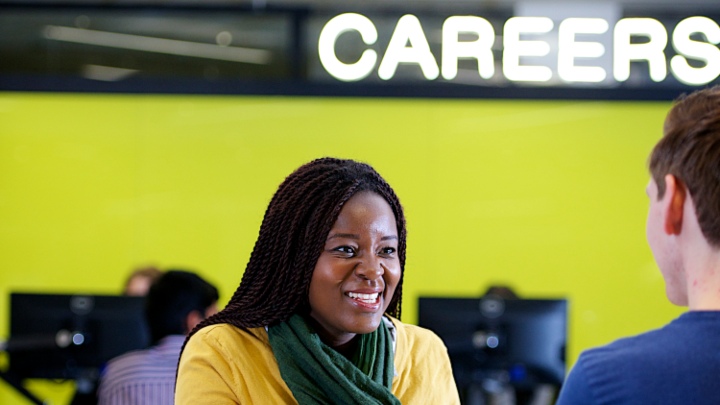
[318,13,378,82]
[671,17,720,86]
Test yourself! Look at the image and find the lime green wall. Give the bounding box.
[0,93,683,404]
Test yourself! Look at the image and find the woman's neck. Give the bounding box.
[304,315,359,358]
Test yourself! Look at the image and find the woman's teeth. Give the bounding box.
[347,292,379,303]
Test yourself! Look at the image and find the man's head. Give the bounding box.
[145,270,219,344]
[649,86,720,248]
[123,266,163,297]
[647,86,720,307]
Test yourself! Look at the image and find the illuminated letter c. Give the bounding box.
[318,13,378,82]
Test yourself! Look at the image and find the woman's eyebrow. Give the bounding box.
[326,234,398,241]
[327,233,360,240]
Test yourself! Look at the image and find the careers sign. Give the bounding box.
[316,13,720,87]
[3,2,717,98]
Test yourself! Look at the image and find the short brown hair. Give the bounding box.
[649,85,720,247]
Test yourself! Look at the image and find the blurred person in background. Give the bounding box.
[70,265,165,405]
[123,266,164,297]
[98,269,218,405]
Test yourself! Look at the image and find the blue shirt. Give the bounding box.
[556,311,720,405]
[98,335,185,405]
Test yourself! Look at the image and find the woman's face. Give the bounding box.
[308,191,401,349]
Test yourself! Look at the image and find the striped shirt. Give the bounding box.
[97,335,185,405]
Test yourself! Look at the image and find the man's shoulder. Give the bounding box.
[576,315,698,371]
[581,327,666,360]
[99,342,179,404]
[104,347,151,372]
[103,336,185,377]
[585,311,720,361]
[100,348,171,394]
[560,312,720,405]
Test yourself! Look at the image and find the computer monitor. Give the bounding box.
[418,296,568,404]
[7,292,151,380]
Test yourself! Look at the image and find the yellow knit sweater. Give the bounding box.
[175,317,460,404]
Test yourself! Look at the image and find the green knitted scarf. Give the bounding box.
[268,314,400,405]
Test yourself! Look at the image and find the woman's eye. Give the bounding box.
[380,247,396,256]
[333,246,355,255]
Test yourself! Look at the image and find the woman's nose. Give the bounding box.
[354,256,385,280]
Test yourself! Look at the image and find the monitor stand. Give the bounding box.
[0,370,46,405]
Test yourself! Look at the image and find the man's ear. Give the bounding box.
[663,174,686,235]
[184,310,204,335]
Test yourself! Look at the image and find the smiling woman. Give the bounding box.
[307,191,402,352]
[175,157,460,404]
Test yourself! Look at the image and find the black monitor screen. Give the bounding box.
[8,293,150,380]
[418,296,567,403]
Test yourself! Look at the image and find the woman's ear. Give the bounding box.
[662,174,686,235]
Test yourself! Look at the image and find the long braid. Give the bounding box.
[183,157,408,351]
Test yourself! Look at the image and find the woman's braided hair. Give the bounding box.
[188,157,407,340]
